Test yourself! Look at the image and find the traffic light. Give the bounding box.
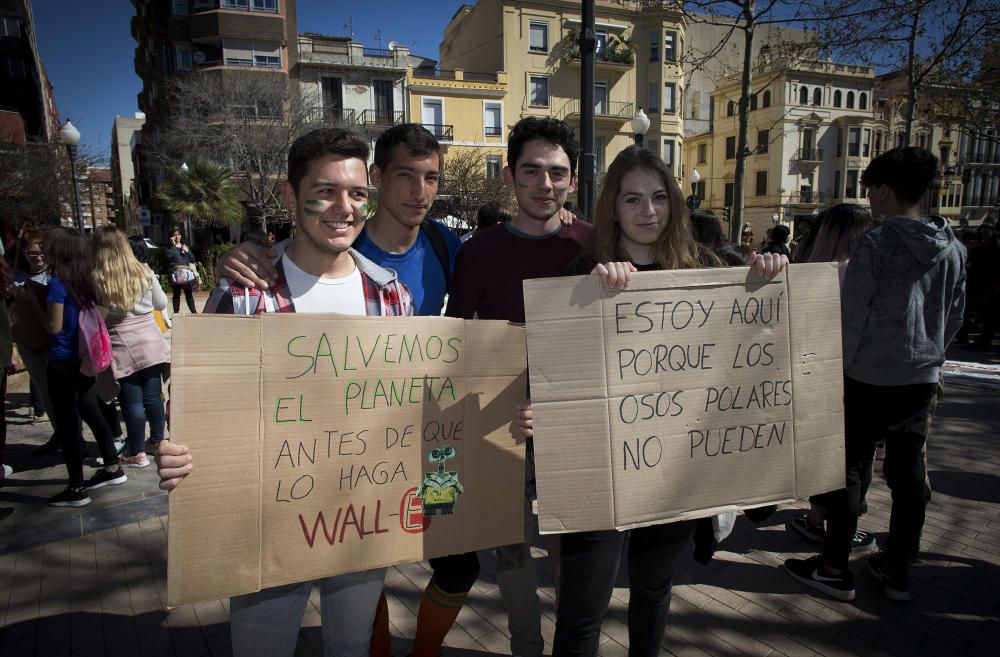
[723,206,732,223]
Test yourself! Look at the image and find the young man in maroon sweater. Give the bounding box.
[401,117,591,657]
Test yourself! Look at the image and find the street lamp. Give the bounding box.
[179,162,194,246]
[685,167,702,211]
[690,167,701,194]
[59,120,85,233]
[631,107,650,146]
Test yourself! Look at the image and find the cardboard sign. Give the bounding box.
[167,314,527,607]
[523,263,845,534]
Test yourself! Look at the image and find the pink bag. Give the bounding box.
[78,305,113,377]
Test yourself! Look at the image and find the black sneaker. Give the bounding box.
[851,530,877,554]
[85,467,127,491]
[868,554,911,602]
[784,555,856,601]
[32,436,61,456]
[48,486,92,508]
[788,513,825,543]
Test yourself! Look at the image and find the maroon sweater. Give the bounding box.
[445,221,593,323]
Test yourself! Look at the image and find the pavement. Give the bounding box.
[1,332,998,657]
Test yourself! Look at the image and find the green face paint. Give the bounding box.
[302,198,326,217]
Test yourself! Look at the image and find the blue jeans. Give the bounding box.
[229,568,386,657]
[117,364,166,455]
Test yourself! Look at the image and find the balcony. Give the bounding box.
[793,148,824,163]
[357,109,405,128]
[188,9,285,44]
[307,108,358,126]
[298,37,410,70]
[788,190,828,205]
[559,99,634,125]
[422,124,454,141]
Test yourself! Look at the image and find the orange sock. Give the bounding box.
[410,579,469,657]
[370,592,391,657]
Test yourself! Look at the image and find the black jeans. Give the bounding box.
[172,283,196,313]
[47,359,118,485]
[553,520,695,657]
[822,377,937,572]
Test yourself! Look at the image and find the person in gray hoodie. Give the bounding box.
[785,147,966,603]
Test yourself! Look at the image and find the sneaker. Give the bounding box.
[85,467,127,491]
[48,486,92,508]
[115,439,127,456]
[851,530,877,554]
[788,513,825,543]
[868,554,911,602]
[784,555,856,601]
[31,411,47,424]
[121,453,150,469]
[1,464,11,478]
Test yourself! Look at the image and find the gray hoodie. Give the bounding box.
[841,215,966,385]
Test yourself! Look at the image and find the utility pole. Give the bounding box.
[578,0,596,219]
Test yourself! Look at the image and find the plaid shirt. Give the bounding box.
[205,248,414,317]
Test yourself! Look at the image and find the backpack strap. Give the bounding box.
[420,220,452,289]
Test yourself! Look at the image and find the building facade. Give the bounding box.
[439,0,686,180]
[110,113,146,234]
[78,167,117,231]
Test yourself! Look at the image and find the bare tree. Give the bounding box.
[0,140,101,228]
[431,150,515,232]
[156,70,324,226]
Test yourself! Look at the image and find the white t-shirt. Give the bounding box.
[282,254,367,315]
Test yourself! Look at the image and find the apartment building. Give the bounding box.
[439,0,686,179]
[685,56,883,237]
[130,0,298,236]
[78,167,117,231]
[110,113,146,234]
[0,0,59,144]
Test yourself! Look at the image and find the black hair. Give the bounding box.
[475,202,510,232]
[689,210,724,249]
[507,117,580,171]
[714,241,750,266]
[770,224,790,243]
[288,128,370,194]
[373,123,441,172]
[860,147,938,205]
[127,235,150,264]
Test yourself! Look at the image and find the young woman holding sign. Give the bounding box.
[517,145,787,657]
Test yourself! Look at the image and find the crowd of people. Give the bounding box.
[0,115,977,655]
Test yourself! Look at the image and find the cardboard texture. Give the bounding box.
[523,263,845,534]
[167,314,527,607]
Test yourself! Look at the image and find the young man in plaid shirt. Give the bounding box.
[157,128,413,657]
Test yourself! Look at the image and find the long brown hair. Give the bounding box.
[43,227,98,307]
[591,145,710,269]
[808,203,875,263]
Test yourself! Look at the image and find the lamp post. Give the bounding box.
[59,120,85,233]
[686,167,701,210]
[631,107,650,146]
[179,162,194,247]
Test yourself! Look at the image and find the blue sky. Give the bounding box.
[32,0,468,162]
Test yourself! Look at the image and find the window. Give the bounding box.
[755,170,767,196]
[484,102,502,137]
[724,182,735,208]
[813,88,822,106]
[252,0,278,10]
[750,93,758,111]
[595,137,605,173]
[874,131,883,156]
[1,55,27,79]
[648,82,659,112]
[529,75,549,106]
[834,90,842,107]
[664,30,677,62]
[663,83,675,113]
[726,100,735,117]
[256,99,281,119]
[223,0,249,7]
[863,129,871,157]
[694,180,706,199]
[834,170,841,198]
[594,82,608,114]
[529,21,548,52]
[663,139,675,172]
[176,44,192,71]
[846,170,859,198]
[486,155,502,179]
[649,31,659,61]
[762,89,771,108]
[726,136,736,159]
[698,143,707,164]
[799,86,809,105]
[173,0,188,15]
[859,92,867,110]
[837,127,843,157]
[254,41,281,67]
[595,30,608,58]
[757,129,769,154]
[848,127,860,156]
[0,17,21,38]
[847,91,855,109]
[422,99,445,138]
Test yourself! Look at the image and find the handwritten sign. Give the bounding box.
[167,314,527,607]
[523,263,846,533]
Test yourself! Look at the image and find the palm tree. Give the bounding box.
[155,158,244,232]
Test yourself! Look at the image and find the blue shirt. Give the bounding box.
[47,275,81,360]
[353,220,462,316]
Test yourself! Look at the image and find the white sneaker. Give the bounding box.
[1,464,12,478]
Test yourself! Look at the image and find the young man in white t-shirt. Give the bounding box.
[157,128,413,657]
